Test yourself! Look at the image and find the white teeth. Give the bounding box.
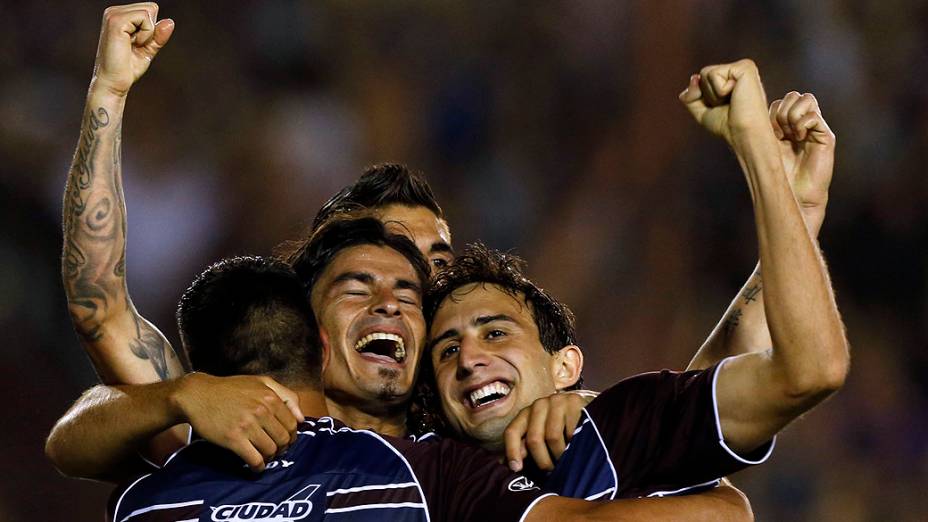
[468,381,511,408]
[354,332,406,362]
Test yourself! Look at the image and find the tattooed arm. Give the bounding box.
[62,4,181,385]
[687,90,834,371]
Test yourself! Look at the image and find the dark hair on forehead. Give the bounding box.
[278,214,430,299]
[424,243,581,388]
[312,163,444,232]
[176,256,322,387]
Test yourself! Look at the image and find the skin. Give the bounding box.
[377,203,454,273]
[310,244,427,436]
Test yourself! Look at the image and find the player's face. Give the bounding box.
[429,283,559,449]
[376,204,453,274]
[310,244,427,408]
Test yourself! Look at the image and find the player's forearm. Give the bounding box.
[733,131,848,398]
[45,381,186,481]
[529,487,753,522]
[62,85,183,384]
[688,264,770,370]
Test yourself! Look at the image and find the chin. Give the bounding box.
[465,417,511,451]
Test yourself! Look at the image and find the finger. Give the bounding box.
[143,18,175,57]
[797,112,834,145]
[787,93,817,140]
[228,438,266,472]
[698,70,722,107]
[544,402,568,460]
[563,397,584,443]
[504,410,530,472]
[248,426,279,462]
[268,397,299,446]
[525,401,554,471]
[263,378,304,421]
[680,74,709,123]
[705,67,736,104]
[769,100,785,139]
[776,91,801,138]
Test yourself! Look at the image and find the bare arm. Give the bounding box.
[62,3,183,385]
[688,92,834,371]
[45,373,302,481]
[681,60,849,453]
[527,484,752,522]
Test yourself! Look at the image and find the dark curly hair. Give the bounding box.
[312,163,444,232]
[176,256,322,387]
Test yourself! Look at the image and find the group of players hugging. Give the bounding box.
[46,4,850,521]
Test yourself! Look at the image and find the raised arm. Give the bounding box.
[680,60,849,452]
[45,373,302,481]
[62,3,183,385]
[687,91,835,371]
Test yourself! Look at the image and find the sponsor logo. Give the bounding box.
[507,476,539,492]
[211,484,319,522]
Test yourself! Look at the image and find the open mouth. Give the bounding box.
[354,332,406,364]
[467,381,512,409]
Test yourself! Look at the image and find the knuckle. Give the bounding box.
[525,434,544,448]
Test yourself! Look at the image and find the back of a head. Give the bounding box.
[176,256,322,388]
[311,163,443,232]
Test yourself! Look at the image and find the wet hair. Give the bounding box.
[424,242,582,389]
[176,256,322,388]
[278,214,430,302]
[312,163,444,232]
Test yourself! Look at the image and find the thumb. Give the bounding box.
[141,18,175,59]
[679,74,708,122]
[262,378,305,421]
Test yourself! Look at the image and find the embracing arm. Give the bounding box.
[45,373,302,481]
[62,3,183,385]
[682,60,849,453]
[526,484,752,522]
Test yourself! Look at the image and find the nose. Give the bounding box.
[455,336,490,380]
[370,288,401,317]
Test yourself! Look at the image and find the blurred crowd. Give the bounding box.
[1,1,925,520]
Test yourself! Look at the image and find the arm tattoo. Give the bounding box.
[62,106,174,380]
[724,308,743,335]
[742,284,762,304]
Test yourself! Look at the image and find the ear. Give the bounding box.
[319,330,332,374]
[551,345,584,391]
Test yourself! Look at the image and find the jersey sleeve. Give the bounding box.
[412,438,556,522]
[585,357,774,498]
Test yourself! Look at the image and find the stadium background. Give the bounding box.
[1,1,925,519]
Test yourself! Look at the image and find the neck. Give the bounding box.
[291,388,329,420]
[324,396,408,437]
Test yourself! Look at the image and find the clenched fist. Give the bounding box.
[679,59,772,147]
[92,2,174,97]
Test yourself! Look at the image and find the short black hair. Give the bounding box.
[312,163,444,232]
[425,243,582,387]
[176,256,322,387]
[280,215,431,299]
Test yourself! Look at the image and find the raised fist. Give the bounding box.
[92,3,174,96]
[769,92,836,236]
[679,59,772,146]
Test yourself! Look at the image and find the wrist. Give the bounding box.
[168,372,203,424]
[87,77,131,104]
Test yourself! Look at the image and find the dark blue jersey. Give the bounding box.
[110,417,552,522]
[543,358,774,499]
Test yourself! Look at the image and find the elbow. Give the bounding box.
[45,428,78,478]
[783,341,850,401]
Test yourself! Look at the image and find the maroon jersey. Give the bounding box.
[544,358,774,499]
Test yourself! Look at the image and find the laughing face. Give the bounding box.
[310,244,427,412]
[429,283,578,449]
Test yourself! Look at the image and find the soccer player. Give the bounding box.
[424,60,848,499]
[98,225,753,521]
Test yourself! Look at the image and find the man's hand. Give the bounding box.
[679,59,771,147]
[503,390,598,472]
[93,2,175,97]
[171,373,304,472]
[769,92,836,236]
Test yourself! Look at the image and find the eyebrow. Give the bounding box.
[429,241,454,256]
[428,314,518,353]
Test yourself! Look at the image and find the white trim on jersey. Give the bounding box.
[325,502,427,514]
[579,407,620,500]
[645,478,722,497]
[518,492,559,522]
[711,357,777,464]
[584,487,615,501]
[326,482,419,496]
[118,499,203,522]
